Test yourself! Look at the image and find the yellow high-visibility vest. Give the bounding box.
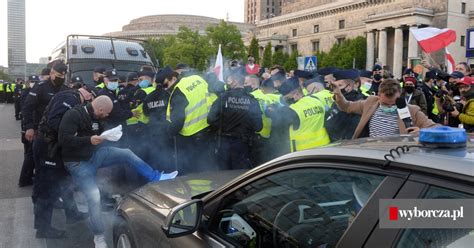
[96,82,105,89]
[289,96,330,152]
[127,86,155,125]
[251,89,280,138]
[166,75,211,136]
[313,89,334,111]
[0,83,4,92]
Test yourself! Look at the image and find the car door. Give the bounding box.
[364,173,474,247]
[198,161,408,248]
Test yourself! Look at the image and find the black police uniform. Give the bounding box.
[208,87,262,170]
[18,87,35,186]
[14,82,25,120]
[142,85,173,170]
[33,90,86,237]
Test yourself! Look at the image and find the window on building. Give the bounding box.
[339,20,345,29]
[292,29,297,37]
[461,35,466,47]
[267,8,270,13]
[461,2,466,14]
[337,37,346,45]
[291,44,298,53]
[272,8,274,13]
[314,25,319,33]
[312,41,320,53]
[267,0,270,5]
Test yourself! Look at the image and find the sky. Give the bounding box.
[0,0,244,67]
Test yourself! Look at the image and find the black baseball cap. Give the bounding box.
[104,69,119,81]
[41,68,51,76]
[70,75,83,83]
[52,62,67,75]
[126,72,138,82]
[278,77,300,95]
[28,75,40,82]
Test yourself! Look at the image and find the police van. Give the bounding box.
[50,34,156,85]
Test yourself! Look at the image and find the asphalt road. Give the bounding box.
[0,103,129,248]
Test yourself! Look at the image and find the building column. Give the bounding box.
[393,26,404,79]
[408,25,419,68]
[378,28,387,66]
[366,31,375,70]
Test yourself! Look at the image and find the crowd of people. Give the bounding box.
[2,53,473,247]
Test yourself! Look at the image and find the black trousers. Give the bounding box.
[5,92,13,103]
[19,133,35,184]
[0,91,4,103]
[32,137,79,230]
[176,132,217,175]
[216,136,252,170]
[14,98,21,118]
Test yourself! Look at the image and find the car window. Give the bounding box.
[396,186,474,248]
[209,168,385,248]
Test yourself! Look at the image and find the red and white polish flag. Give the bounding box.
[410,27,457,53]
[445,48,455,74]
[214,44,224,83]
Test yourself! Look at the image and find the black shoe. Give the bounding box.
[36,227,66,239]
[66,212,88,224]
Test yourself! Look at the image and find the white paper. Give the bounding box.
[99,125,123,142]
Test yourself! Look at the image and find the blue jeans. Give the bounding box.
[65,146,160,235]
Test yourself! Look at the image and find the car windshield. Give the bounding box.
[68,60,152,85]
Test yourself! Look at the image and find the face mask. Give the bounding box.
[404,86,415,94]
[373,74,382,82]
[53,77,65,85]
[139,79,150,88]
[380,105,397,113]
[107,81,119,91]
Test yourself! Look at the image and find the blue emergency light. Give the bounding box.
[419,126,467,148]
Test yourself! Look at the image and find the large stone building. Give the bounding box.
[245,0,283,24]
[248,0,473,78]
[8,0,26,80]
[105,14,254,40]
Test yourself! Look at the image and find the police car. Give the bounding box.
[113,127,473,248]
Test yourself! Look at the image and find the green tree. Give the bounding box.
[248,37,260,64]
[284,51,299,71]
[206,20,246,60]
[143,36,176,68]
[0,70,13,82]
[317,36,367,69]
[163,26,212,71]
[272,50,289,67]
[262,42,273,68]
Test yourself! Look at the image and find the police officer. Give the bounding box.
[368,64,384,95]
[208,72,262,169]
[18,75,40,187]
[5,80,15,103]
[23,62,69,144]
[325,69,365,141]
[40,68,51,82]
[166,68,216,174]
[98,69,133,128]
[359,70,373,97]
[93,66,106,89]
[14,78,26,120]
[68,75,84,89]
[268,77,330,152]
[126,69,155,162]
[117,72,140,105]
[142,66,177,171]
[0,80,4,103]
[304,75,335,112]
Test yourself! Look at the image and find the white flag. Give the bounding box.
[214,44,224,82]
[445,48,455,74]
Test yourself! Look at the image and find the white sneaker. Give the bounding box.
[159,170,178,181]
[94,234,108,248]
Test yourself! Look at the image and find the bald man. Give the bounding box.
[58,95,177,246]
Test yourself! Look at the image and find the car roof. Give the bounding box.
[272,135,473,179]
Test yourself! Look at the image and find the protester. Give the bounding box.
[332,78,436,138]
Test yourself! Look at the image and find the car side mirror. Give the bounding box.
[162,199,203,238]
